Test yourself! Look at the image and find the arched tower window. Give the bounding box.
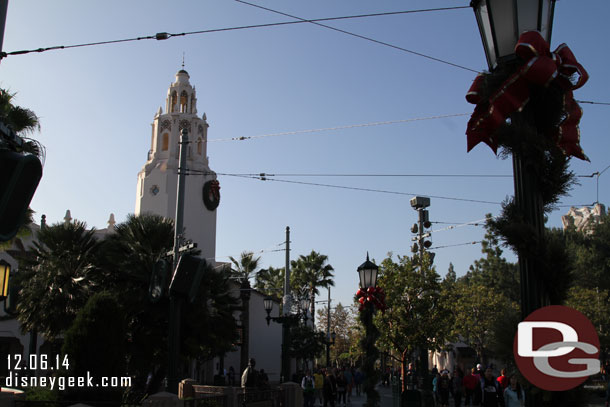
[162,133,169,151]
[180,91,188,113]
[197,138,203,155]
[171,91,177,112]
[190,94,196,113]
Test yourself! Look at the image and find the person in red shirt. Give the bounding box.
[496,368,509,390]
[463,367,481,407]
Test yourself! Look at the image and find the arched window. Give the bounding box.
[180,91,188,113]
[162,133,169,151]
[197,138,203,155]
[190,94,196,113]
[171,91,177,112]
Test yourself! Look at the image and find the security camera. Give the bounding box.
[410,196,430,209]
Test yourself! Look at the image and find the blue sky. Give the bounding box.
[2,0,609,310]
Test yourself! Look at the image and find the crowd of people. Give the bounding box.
[238,357,526,407]
[422,364,524,407]
[300,366,365,407]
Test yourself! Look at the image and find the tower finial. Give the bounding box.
[182,52,185,69]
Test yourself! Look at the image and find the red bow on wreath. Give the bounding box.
[356,286,387,314]
[466,31,589,160]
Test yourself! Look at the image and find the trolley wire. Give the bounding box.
[235,0,479,74]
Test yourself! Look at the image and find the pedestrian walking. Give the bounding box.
[437,370,450,407]
[314,369,325,406]
[302,370,316,407]
[450,367,463,407]
[241,358,258,388]
[463,367,480,407]
[479,367,504,407]
[503,374,524,407]
[323,369,337,407]
[335,368,347,406]
[496,368,509,390]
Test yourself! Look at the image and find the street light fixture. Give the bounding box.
[357,253,378,290]
[471,0,556,70]
[356,253,381,406]
[470,0,559,319]
[0,259,10,300]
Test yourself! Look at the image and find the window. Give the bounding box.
[197,138,202,155]
[180,91,188,113]
[162,133,169,151]
[171,91,177,112]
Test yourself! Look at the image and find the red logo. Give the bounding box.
[514,305,600,391]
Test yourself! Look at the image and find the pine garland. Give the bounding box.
[359,302,380,407]
[476,65,578,304]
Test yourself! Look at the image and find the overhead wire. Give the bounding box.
[430,218,489,233]
[208,113,470,142]
[429,241,482,250]
[576,100,610,106]
[187,168,603,207]
[234,0,480,74]
[2,6,469,60]
[217,172,503,205]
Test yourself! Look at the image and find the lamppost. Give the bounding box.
[0,259,10,300]
[470,0,557,319]
[263,295,310,382]
[325,331,336,368]
[357,254,380,407]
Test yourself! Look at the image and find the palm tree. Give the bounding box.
[291,251,335,327]
[0,88,42,247]
[100,213,239,386]
[0,88,40,138]
[16,220,100,341]
[229,251,260,375]
[255,266,285,298]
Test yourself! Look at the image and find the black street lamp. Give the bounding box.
[325,331,336,367]
[357,253,380,407]
[471,0,555,70]
[263,296,301,382]
[357,253,378,291]
[470,0,557,319]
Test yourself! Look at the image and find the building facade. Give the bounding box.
[135,69,217,263]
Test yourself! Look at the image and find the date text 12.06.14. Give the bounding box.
[7,354,69,371]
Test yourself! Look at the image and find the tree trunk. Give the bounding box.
[240,280,251,375]
[401,348,409,392]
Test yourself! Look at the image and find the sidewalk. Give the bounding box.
[340,384,395,407]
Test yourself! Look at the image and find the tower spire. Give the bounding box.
[182,52,185,70]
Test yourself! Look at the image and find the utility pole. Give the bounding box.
[0,0,8,60]
[281,226,292,382]
[410,196,433,391]
[168,128,189,393]
[326,286,332,366]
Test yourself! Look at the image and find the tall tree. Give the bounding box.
[316,303,358,366]
[97,213,174,380]
[291,250,335,326]
[16,220,100,340]
[0,88,42,246]
[450,282,517,365]
[61,292,126,403]
[375,253,451,388]
[99,214,239,386]
[462,220,520,303]
[255,266,284,298]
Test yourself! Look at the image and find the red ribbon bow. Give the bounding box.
[356,286,387,313]
[466,31,589,160]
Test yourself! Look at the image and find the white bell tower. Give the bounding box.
[135,69,218,263]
